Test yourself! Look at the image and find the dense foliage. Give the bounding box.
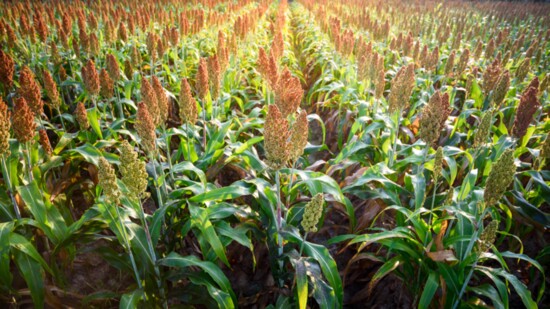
[0,0,548,308]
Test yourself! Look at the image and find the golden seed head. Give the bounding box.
[482,59,501,95]
[98,157,121,205]
[196,58,210,100]
[302,193,324,233]
[208,54,221,99]
[274,68,303,118]
[123,59,133,79]
[82,60,100,97]
[474,111,493,148]
[90,33,100,56]
[484,149,516,206]
[59,66,68,82]
[264,104,290,170]
[75,102,89,130]
[0,98,11,157]
[99,69,114,99]
[18,66,43,117]
[419,91,451,147]
[131,45,142,68]
[485,39,495,58]
[290,110,309,162]
[12,97,36,144]
[492,71,510,108]
[119,140,149,201]
[136,102,157,155]
[512,81,540,139]
[388,64,415,113]
[0,50,15,89]
[375,67,385,99]
[444,50,455,76]
[38,129,52,157]
[118,22,128,42]
[515,58,530,82]
[43,70,60,110]
[152,76,169,126]
[456,48,470,75]
[140,77,160,127]
[178,78,198,125]
[106,54,120,82]
[146,32,157,60]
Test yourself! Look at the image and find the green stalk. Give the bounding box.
[389,108,402,167]
[201,98,207,150]
[186,122,193,162]
[114,204,142,290]
[1,157,21,219]
[275,169,284,286]
[25,142,34,183]
[285,160,298,222]
[137,199,167,308]
[162,125,174,185]
[115,85,125,121]
[55,107,67,132]
[299,232,308,256]
[149,152,164,209]
[452,206,490,309]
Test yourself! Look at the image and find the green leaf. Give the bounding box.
[18,182,68,244]
[0,222,14,287]
[295,258,308,309]
[190,181,253,203]
[189,204,230,267]
[10,233,53,274]
[72,143,103,166]
[478,266,537,308]
[419,271,439,308]
[158,252,236,305]
[13,249,45,309]
[87,107,103,139]
[119,289,143,309]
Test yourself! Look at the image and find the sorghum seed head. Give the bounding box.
[119,140,149,201]
[124,59,133,79]
[152,76,168,126]
[98,157,121,205]
[483,59,501,95]
[38,129,52,157]
[18,66,43,117]
[456,48,470,76]
[444,50,455,76]
[274,68,303,118]
[484,149,516,206]
[207,54,221,99]
[178,78,198,125]
[302,193,324,233]
[43,70,60,110]
[0,99,11,157]
[515,58,530,82]
[196,58,209,100]
[433,147,443,180]
[0,50,15,89]
[82,60,100,97]
[512,82,540,139]
[140,77,160,127]
[388,64,415,113]
[289,110,309,162]
[99,69,114,99]
[475,220,498,255]
[136,102,157,155]
[418,91,450,147]
[492,71,510,108]
[264,104,290,170]
[12,97,36,144]
[75,102,89,130]
[474,111,493,148]
[106,54,120,82]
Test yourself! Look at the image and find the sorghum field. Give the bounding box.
[0,0,549,308]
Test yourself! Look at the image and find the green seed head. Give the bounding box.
[302,193,324,233]
[484,149,516,206]
[98,157,121,205]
